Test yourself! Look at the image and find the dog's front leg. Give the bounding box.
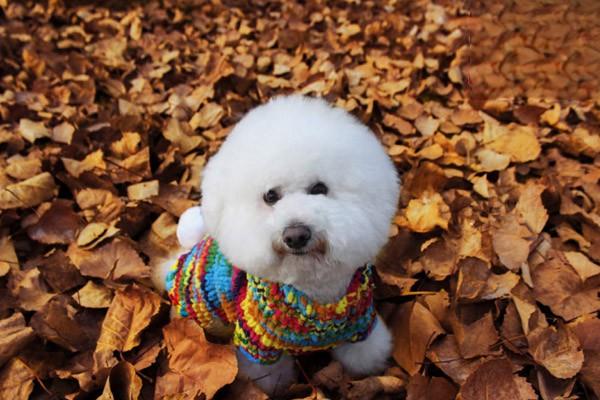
[332,314,392,376]
[236,350,296,396]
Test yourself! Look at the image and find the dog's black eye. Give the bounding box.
[308,182,328,195]
[263,189,280,205]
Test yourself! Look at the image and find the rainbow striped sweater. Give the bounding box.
[165,236,377,364]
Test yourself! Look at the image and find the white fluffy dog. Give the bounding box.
[154,95,400,395]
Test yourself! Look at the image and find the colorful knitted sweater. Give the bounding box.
[166,236,377,364]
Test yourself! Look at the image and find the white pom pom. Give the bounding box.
[176,206,205,249]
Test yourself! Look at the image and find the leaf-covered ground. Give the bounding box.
[1,0,600,399]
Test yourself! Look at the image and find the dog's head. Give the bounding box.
[201,95,400,287]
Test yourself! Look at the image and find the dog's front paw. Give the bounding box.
[236,351,296,396]
[332,315,392,376]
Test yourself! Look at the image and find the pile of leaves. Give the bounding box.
[1,0,599,398]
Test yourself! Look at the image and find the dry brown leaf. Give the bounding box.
[18,118,50,143]
[492,214,532,271]
[190,102,225,129]
[98,361,142,400]
[0,235,18,276]
[528,324,583,379]
[401,192,450,233]
[52,122,75,144]
[418,143,443,160]
[156,318,237,400]
[0,172,57,210]
[427,335,484,385]
[563,251,600,281]
[391,301,445,375]
[225,378,269,400]
[475,148,511,172]
[94,285,162,370]
[30,295,94,352]
[0,314,35,368]
[418,238,456,280]
[76,222,120,249]
[26,200,82,244]
[110,132,141,158]
[488,125,541,163]
[406,374,457,400]
[163,118,204,153]
[68,239,150,281]
[414,115,439,137]
[73,281,114,309]
[570,316,600,397]
[531,251,600,320]
[5,157,41,180]
[127,180,159,201]
[75,188,123,223]
[62,150,106,178]
[0,358,35,400]
[457,358,523,400]
[382,113,414,135]
[344,375,405,400]
[515,183,548,234]
[8,268,55,311]
[451,108,482,126]
[313,361,344,391]
[452,311,499,359]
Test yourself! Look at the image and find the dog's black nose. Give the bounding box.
[283,225,312,250]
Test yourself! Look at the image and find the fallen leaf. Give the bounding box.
[8,268,55,311]
[475,148,511,172]
[488,125,541,163]
[402,192,451,233]
[414,115,439,137]
[457,358,523,400]
[570,316,600,397]
[528,324,583,379]
[18,118,50,143]
[0,172,57,210]
[98,361,142,400]
[5,157,41,180]
[492,214,532,271]
[531,251,600,320]
[26,199,82,244]
[30,295,95,352]
[345,375,405,400]
[190,102,224,129]
[0,314,35,368]
[52,122,75,144]
[391,301,445,375]
[156,318,237,400]
[73,281,114,309]
[515,183,548,234]
[406,374,457,400]
[0,358,35,400]
[127,180,159,200]
[563,251,600,281]
[163,118,204,153]
[68,239,150,281]
[427,335,485,385]
[452,311,499,358]
[94,285,162,370]
[0,236,18,276]
[62,150,106,178]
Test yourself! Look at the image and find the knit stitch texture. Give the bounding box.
[166,235,377,364]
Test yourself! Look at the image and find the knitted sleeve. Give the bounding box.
[165,237,238,327]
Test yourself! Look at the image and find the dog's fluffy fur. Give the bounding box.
[154,95,400,395]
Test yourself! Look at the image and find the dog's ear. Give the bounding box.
[176,206,205,249]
